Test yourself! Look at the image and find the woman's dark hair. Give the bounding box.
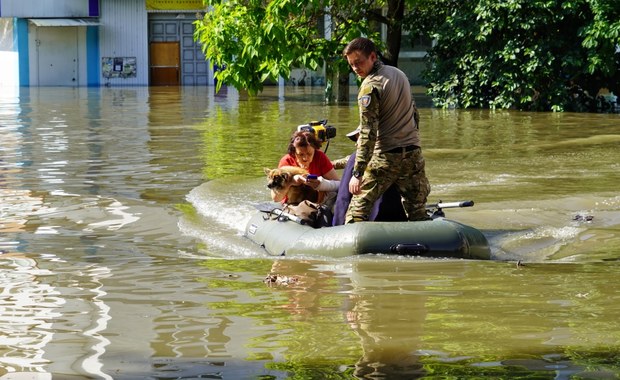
[343,37,377,57]
[287,131,322,155]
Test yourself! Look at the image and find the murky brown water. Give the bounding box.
[1,86,619,379]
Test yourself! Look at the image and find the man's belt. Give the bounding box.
[384,145,419,154]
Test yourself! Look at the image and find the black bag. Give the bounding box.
[284,200,332,228]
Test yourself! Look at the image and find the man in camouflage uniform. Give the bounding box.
[343,37,431,223]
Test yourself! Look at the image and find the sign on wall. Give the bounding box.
[0,0,99,17]
[102,57,137,79]
[146,0,204,11]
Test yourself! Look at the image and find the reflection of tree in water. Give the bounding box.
[199,257,620,378]
[196,88,343,179]
[197,258,362,377]
[263,259,430,378]
[261,259,363,372]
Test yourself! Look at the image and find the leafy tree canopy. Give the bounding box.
[194,0,384,96]
[196,0,620,111]
[417,0,620,111]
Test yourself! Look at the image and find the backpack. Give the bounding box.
[283,200,332,228]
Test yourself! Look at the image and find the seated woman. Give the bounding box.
[270,131,340,206]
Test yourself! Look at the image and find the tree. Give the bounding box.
[195,0,620,111]
[193,0,409,102]
[581,0,620,78]
[418,0,620,111]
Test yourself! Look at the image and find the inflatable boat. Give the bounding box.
[245,201,491,259]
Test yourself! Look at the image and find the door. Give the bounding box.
[180,21,209,85]
[150,42,180,86]
[35,27,78,86]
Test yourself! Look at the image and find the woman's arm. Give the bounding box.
[316,177,340,191]
[322,168,340,181]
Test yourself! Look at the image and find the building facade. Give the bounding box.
[0,0,212,87]
[0,0,427,88]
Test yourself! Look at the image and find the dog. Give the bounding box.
[264,166,320,205]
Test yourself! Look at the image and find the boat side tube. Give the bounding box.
[245,212,491,259]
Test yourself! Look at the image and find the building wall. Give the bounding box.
[0,0,428,88]
[0,18,99,87]
[99,0,149,86]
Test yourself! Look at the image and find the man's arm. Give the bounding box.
[350,85,380,194]
[352,85,380,177]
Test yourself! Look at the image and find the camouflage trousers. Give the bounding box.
[345,148,431,223]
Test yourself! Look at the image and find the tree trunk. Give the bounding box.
[337,71,350,103]
[324,70,350,104]
[382,0,405,67]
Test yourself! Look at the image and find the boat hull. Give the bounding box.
[245,212,491,259]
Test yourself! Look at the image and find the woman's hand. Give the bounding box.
[292,174,306,185]
[304,176,320,189]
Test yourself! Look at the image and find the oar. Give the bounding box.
[425,200,474,209]
[425,200,474,218]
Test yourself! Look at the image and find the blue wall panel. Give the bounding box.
[15,18,28,86]
[87,26,100,86]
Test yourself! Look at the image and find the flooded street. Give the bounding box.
[1,85,619,379]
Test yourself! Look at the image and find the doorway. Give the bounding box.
[150,41,180,86]
[148,15,211,86]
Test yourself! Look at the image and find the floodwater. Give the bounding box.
[1,85,619,379]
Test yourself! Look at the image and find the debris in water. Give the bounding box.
[264,273,298,287]
[572,214,594,222]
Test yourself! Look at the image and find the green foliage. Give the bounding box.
[581,0,620,75]
[195,0,620,110]
[194,0,380,96]
[422,0,620,111]
[194,0,318,95]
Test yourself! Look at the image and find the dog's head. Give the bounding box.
[264,167,292,190]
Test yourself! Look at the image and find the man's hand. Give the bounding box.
[349,176,362,195]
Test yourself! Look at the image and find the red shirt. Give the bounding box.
[278,149,334,176]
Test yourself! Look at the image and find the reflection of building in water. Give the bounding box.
[0,189,44,234]
[0,112,115,378]
[0,253,113,379]
[0,254,58,374]
[0,112,45,238]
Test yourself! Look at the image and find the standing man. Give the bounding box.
[343,37,431,223]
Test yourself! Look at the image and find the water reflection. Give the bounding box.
[0,254,58,373]
[0,253,112,379]
[0,86,618,378]
[230,258,620,379]
[345,260,430,378]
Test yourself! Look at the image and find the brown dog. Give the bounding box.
[264,166,320,205]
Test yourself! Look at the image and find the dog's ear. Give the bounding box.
[263,167,272,176]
